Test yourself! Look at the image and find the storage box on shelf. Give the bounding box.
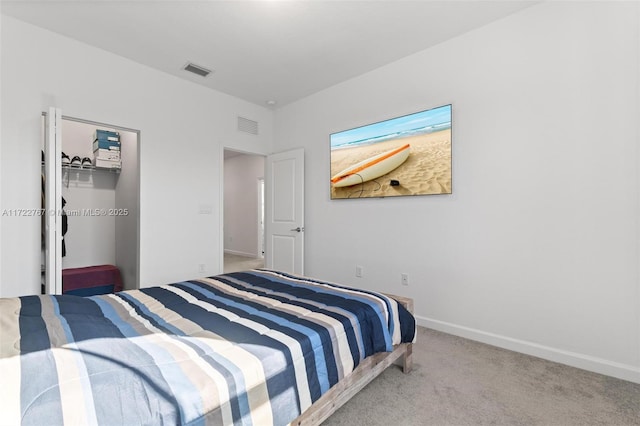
[94,148,120,161]
[93,129,122,170]
[94,158,122,169]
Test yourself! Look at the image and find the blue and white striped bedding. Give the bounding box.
[0,269,415,425]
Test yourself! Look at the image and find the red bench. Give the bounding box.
[62,264,123,296]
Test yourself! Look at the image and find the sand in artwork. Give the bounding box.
[330,129,451,199]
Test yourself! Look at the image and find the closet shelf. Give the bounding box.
[41,162,121,173]
[64,164,121,173]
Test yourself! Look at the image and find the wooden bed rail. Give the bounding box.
[383,292,414,373]
[291,293,414,426]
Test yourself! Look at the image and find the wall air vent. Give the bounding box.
[237,116,259,135]
[183,62,212,78]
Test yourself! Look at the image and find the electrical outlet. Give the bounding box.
[401,273,409,286]
[198,263,206,273]
[356,265,363,278]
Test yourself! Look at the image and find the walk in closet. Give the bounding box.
[42,109,140,294]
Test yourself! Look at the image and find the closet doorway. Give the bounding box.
[223,149,265,273]
[42,112,140,293]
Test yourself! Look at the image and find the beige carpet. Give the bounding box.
[223,253,264,274]
[324,327,640,425]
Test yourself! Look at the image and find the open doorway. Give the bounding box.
[223,149,265,273]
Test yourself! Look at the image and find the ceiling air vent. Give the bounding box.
[183,62,212,78]
[237,116,259,135]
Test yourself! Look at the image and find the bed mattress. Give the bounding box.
[0,269,415,425]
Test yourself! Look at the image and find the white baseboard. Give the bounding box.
[416,315,640,385]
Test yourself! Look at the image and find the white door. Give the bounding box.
[265,148,304,274]
[44,107,63,295]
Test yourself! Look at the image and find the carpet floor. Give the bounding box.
[324,327,640,425]
[223,253,264,274]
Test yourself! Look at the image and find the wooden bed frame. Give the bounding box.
[291,294,414,426]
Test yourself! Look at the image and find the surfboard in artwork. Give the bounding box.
[331,144,410,188]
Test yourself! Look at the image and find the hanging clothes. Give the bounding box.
[61,196,68,257]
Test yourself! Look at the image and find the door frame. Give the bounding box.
[220,147,267,273]
[257,177,265,259]
[221,147,304,274]
[42,110,142,293]
[44,107,63,294]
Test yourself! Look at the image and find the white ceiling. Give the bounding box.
[1,0,537,108]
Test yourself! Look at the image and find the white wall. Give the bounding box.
[274,2,640,383]
[224,153,265,257]
[0,15,274,297]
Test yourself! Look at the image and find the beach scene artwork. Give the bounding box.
[330,104,452,199]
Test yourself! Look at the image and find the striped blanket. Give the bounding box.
[0,269,415,425]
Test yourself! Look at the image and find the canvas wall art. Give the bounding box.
[330,104,452,199]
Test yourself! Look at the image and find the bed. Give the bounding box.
[0,269,415,425]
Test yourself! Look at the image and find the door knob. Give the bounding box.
[290,226,305,232]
